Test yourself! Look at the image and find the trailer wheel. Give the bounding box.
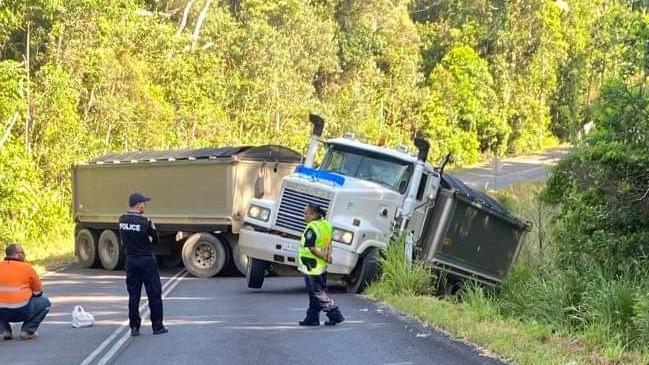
[345,248,380,294]
[444,281,462,296]
[246,258,267,289]
[98,230,125,270]
[182,233,228,278]
[76,228,100,268]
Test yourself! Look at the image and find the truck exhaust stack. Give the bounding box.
[304,114,325,168]
[399,137,430,235]
[414,137,430,162]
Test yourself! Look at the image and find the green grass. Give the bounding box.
[6,233,75,274]
[367,239,433,297]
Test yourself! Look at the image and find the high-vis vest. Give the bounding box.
[298,219,333,276]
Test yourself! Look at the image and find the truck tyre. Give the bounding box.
[232,243,249,276]
[444,281,462,296]
[182,233,228,278]
[76,228,100,268]
[160,249,183,268]
[246,258,267,289]
[98,230,125,270]
[346,248,380,294]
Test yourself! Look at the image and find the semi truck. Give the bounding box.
[72,145,301,277]
[239,115,530,293]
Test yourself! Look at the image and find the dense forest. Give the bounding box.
[0,0,647,266]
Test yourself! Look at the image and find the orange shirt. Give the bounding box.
[0,260,42,309]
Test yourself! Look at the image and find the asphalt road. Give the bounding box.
[1,265,505,365]
[452,147,570,190]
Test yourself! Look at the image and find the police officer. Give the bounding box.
[119,193,168,336]
[298,203,345,326]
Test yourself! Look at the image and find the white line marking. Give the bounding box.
[78,269,187,365]
[95,270,187,365]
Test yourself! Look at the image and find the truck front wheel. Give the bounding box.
[182,233,229,278]
[246,258,267,289]
[232,243,249,276]
[98,230,125,270]
[76,228,100,268]
[345,248,380,294]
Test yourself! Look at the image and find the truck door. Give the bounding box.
[406,172,437,243]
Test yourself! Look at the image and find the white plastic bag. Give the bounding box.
[71,305,95,328]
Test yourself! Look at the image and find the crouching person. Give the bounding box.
[0,243,51,340]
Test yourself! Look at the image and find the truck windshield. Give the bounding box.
[320,146,413,193]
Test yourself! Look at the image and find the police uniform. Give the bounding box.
[298,218,345,326]
[118,193,166,335]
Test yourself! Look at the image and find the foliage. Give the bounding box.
[546,80,649,274]
[366,237,432,297]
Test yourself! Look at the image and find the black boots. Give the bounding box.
[299,313,320,326]
[152,326,169,335]
[300,308,345,326]
[324,308,345,326]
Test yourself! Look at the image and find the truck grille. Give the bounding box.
[275,188,331,233]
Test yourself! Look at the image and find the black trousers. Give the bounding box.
[304,273,338,318]
[126,255,163,331]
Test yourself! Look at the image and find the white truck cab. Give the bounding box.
[239,115,440,293]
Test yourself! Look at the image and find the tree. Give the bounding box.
[425,45,508,163]
[546,79,649,273]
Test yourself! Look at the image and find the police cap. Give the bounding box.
[129,192,151,207]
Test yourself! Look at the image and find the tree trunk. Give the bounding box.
[104,124,112,154]
[0,113,19,151]
[177,0,197,37]
[56,29,64,66]
[24,21,32,154]
[192,0,214,50]
[84,86,97,121]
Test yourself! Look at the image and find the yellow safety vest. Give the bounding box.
[298,219,333,276]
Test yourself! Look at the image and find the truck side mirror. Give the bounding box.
[398,179,408,192]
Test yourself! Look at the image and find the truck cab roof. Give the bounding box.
[325,137,436,172]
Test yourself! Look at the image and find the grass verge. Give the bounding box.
[366,290,649,365]
[22,235,75,274]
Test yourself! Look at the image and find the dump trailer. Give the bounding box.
[72,145,301,277]
[414,174,530,291]
[239,114,531,293]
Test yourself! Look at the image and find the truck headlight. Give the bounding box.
[332,228,354,245]
[248,205,271,221]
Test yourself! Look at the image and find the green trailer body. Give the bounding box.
[415,177,530,287]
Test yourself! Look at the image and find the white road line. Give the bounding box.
[78,269,187,365]
[95,271,187,365]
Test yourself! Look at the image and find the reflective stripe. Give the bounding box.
[0,285,30,293]
[0,298,30,309]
